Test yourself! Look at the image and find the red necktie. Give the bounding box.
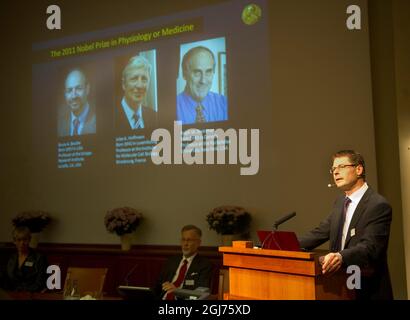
[166,259,188,300]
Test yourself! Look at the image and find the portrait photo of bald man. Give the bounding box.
[58,68,96,137]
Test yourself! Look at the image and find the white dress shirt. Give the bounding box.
[341,182,369,249]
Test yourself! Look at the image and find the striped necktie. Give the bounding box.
[73,118,80,136]
[195,105,205,123]
[133,113,143,129]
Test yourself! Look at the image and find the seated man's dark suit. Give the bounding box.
[298,187,393,300]
[153,254,213,299]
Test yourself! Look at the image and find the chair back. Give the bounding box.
[64,267,108,297]
[218,268,229,300]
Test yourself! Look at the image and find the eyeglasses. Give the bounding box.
[329,164,356,174]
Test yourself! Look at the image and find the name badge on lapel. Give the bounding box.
[24,261,34,267]
[350,228,356,237]
[185,279,195,286]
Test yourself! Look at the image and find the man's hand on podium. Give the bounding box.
[321,252,343,275]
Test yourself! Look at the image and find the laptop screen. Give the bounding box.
[257,230,300,251]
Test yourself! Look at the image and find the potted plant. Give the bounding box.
[104,207,142,250]
[12,210,52,248]
[206,205,251,245]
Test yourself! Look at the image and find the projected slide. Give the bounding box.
[31,0,271,169]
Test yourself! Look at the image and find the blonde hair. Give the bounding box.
[122,55,152,80]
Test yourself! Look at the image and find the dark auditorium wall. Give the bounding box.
[368,0,409,299]
[0,0,407,298]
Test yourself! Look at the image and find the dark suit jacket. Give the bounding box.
[0,288,11,300]
[58,104,96,137]
[115,104,157,131]
[153,254,213,299]
[298,187,393,300]
[4,249,48,292]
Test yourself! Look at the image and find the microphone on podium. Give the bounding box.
[273,211,296,230]
[327,183,336,188]
[261,211,298,250]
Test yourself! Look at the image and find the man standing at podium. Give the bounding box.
[154,225,213,300]
[298,150,393,299]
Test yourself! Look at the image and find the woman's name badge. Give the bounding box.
[24,261,34,267]
[350,228,356,237]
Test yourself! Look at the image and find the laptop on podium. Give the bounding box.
[257,230,300,251]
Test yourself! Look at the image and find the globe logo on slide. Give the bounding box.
[241,4,262,26]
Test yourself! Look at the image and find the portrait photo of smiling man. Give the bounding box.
[176,38,228,125]
[116,51,158,131]
[58,68,96,137]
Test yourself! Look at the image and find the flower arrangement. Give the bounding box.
[12,210,51,233]
[104,207,142,236]
[206,205,251,235]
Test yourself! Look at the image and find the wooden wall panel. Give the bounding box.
[0,243,222,296]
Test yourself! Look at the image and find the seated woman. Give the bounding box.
[3,226,48,292]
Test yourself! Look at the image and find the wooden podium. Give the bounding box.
[219,244,355,300]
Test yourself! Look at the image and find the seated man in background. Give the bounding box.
[2,227,48,292]
[154,225,213,300]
